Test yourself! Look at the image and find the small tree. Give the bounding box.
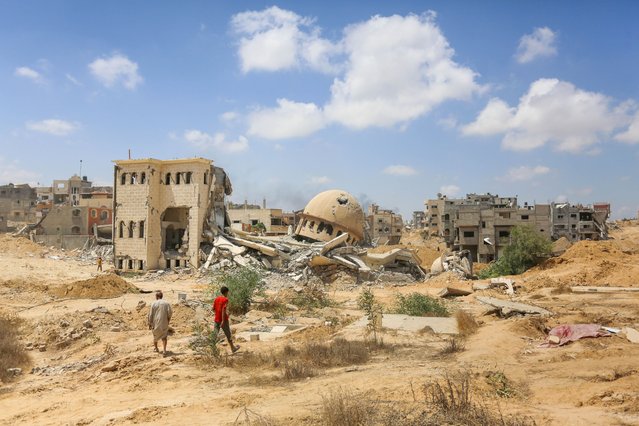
[210,267,263,315]
[479,225,552,278]
[358,288,383,343]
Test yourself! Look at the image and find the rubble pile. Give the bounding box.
[429,249,474,279]
[198,231,427,287]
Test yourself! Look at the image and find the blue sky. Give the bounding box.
[1,1,638,219]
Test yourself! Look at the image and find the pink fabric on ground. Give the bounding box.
[540,324,611,347]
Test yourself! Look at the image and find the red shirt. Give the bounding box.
[213,295,229,323]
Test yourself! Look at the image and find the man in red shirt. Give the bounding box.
[213,286,240,353]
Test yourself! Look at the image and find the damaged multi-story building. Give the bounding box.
[0,183,37,224]
[227,199,288,235]
[112,157,232,271]
[367,204,403,245]
[424,193,609,263]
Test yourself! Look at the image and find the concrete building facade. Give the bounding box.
[0,183,37,223]
[367,204,403,245]
[424,193,605,263]
[113,158,216,271]
[228,203,288,235]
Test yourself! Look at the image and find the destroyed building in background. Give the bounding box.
[367,204,403,245]
[412,210,426,229]
[424,193,610,263]
[227,199,288,235]
[0,183,37,223]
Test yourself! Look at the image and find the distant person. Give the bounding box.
[97,256,103,272]
[148,291,172,355]
[213,286,240,353]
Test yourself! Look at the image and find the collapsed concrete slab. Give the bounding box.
[476,296,552,317]
[348,314,458,334]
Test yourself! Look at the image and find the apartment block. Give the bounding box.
[367,204,403,245]
[424,193,607,263]
[228,200,288,235]
[0,183,37,223]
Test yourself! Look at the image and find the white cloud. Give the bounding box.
[615,111,639,144]
[324,13,481,129]
[231,6,339,73]
[437,116,458,130]
[248,99,326,139]
[65,73,83,86]
[309,176,331,184]
[383,165,418,176]
[463,78,631,153]
[184,130,248,153]
[14,66,43,83]
[26,119,78,136]
[515,27,557,64]
[88,53,143,90]
[0,157,40,185]
[220,111,239,123]
[233,9,482,138]
[503,165,550,181]
[440,184,460,197]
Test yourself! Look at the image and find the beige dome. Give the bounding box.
[295,190,365,243]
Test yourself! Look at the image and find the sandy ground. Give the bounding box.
[0,225,639,425]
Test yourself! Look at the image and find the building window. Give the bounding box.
[570,214,577,218]
[481,221,486,228]
[130,173,137,184]
[138,260,144,270]
[521,215,529,220]
[91,209,97,218]
[463,231,475,238]
[100,210,108,220]
[71,226,81,235]
[119,221,124,238]
[139,220,145,238]
[176,172,181,185]
[204,172,208,184]
[120,173,127,185]
[499,230,510,238]
[72,209,81,217]
[557,215,564,219]
[128,221,134,238]
[498,212,511,219]
[165,173,171,185]
[186,172,192,184]
[140,172,146,184]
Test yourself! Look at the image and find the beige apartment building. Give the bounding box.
[228,204,288,235]
[113,158,214,271]
[367,204,403,245]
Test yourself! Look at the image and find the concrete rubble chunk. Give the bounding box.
[623,327,639,343]
[476,296,552,317]
[438,287,472,298]
[571,286,639,293]
[430,250,473,279]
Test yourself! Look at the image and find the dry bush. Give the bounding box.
[281,360,316,380]
[301,338,370,368]
[456,310,479,336]
[320,387,377,426]
[233,407,277,425]
[439,337,465,356]
[0,314,30,382]
[422,372,535,426]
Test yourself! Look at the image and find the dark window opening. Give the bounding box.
[326,224,334,235]
[138,260,144,270]
[140,172,146,184]
[130,173,137,184]
[72,209,80,217]
[71,226,81,235]
[309,221,315,230]
[336,230,343,237]
[317,222,326,233]
[128,221,134,238]
[165,173,171,185]
[119,221,124,238]
[139,220,145,238]
[521,215,529,220]
[175,259,180,267]
[120,173,127,185]
[499,230,510,238]
[128,259,133,270]
[463,231,474,238]
[100,210,108,220]
[117,259,123,269]
[176,173,181,185]
[204,173,208,184]
[481,221,486,228]
[186,172,192,184]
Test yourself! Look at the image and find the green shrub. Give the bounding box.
[394,293,449,317]
[479,225,552,279]
[210,267,263,315]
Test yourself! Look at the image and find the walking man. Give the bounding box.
[148,291,172,355]
[97,256,103,272]
[213,286,240,353]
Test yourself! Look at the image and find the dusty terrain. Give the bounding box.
[1,224,639,425]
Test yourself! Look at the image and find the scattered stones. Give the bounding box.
[59,319,70,328]
[7,368,22,376]
[82,319,93,328]
[110,326,121,332]
[136,300,147,311]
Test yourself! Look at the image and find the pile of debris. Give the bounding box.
[198,231,426,286]
[429,249,474,279]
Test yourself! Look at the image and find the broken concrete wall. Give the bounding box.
[33,234,91,250]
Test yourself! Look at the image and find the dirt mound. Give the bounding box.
[523,239,639,289]
[51,274,139,299]
[0,234,44,255]
[551,237,572,255]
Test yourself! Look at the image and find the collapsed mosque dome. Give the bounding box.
[295,189,365,244]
